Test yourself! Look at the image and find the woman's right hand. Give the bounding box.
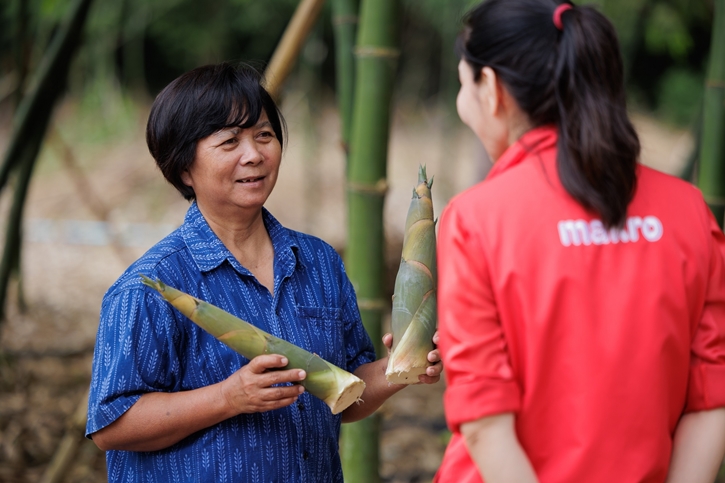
[219,355,306,414]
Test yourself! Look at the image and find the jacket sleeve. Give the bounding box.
[437,201,520,433]
[686,206,725,412]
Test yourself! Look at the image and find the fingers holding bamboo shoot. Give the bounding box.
[220,355,307,414]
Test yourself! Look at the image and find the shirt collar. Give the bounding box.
[181,202,300,276]
[486,125,558,182]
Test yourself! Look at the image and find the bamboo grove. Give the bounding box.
[1,0,725,482]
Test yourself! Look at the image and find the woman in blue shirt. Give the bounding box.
[85,62,441,483]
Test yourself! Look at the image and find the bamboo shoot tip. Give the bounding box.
[418,165,428,183]
[139,274,164,292]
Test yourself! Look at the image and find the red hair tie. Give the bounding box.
[553,4,573,30]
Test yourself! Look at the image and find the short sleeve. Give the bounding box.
[339,259,376,374]
[86,287,182,437]
[686,207,725,411]
[437,202,521,433]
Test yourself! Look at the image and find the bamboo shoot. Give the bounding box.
[385,165,437,384]
[140,275,365,414]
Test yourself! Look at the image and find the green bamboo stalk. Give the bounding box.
[13,0,30,109]
[141,276,366,414]
[386,166,437,384]
[340,0,400,481]
[332,0,359,157]
[0,126,44,319]
[0,0,94,194]
[0,0,94,320]
[697,0,725,227]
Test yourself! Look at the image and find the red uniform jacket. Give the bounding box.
[436,126,725,483]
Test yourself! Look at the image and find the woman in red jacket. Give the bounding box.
[436,1,725,482]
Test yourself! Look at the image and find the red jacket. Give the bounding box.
[436,126,725,483]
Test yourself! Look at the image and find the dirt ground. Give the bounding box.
[0,94,693,483]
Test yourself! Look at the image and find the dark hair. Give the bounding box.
[146,62,287,200]
[457,0,640,228]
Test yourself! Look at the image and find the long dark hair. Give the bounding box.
[457,0,640,228]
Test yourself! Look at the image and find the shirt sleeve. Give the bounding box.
[686,206,725,412]
[86,286,182,438]
[339,259,376,374]
[437,202,521,433]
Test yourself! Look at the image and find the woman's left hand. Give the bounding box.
[382,331,443,384]
[343,331,442,423]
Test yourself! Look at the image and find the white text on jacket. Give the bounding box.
[558,216,663,247]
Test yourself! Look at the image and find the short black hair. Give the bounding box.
[146,62,287,200]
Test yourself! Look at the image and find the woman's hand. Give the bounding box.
[341,331,443,423]
[382,330,443,384]
[220,354,306,414]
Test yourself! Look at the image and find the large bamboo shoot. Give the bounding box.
[140,276,365,414]
[386,166,437,384]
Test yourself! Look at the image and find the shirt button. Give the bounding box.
[303,451,309,460]
[297,402,305,410]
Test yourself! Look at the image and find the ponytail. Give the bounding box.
[458,0,640,228]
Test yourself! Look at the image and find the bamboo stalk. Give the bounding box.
[0,0,94,320]
[0,126,44,320]
[340,0,400,481]
[263,0,328,100]
[141,276,366,414]
[13,0,30,108]
[332,0,359,157]
[0,0,94,194]
[697,0,725,227]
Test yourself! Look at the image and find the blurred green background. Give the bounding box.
[0,0,713,130]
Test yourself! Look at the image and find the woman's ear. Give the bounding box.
[479,66,501,117]
[180,170,192,187]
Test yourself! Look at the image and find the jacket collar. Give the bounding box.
[486,125,558,182]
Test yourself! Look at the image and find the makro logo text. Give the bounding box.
[557,216,663,247]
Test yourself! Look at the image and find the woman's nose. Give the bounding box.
[238,139,264,165]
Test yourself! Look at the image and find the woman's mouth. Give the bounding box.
[237,176,264,184]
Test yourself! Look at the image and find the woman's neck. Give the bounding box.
[195,201,276,292]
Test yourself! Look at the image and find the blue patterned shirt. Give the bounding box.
[86,202,376,483]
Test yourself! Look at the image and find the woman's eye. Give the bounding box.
[222,137,238,145]
[258,131,274,140]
